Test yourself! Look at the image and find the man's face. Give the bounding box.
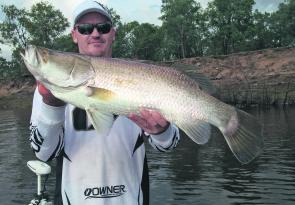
[71,12,115,57]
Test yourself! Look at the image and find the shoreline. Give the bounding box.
[0,78,35,109]
[0,80,294,110]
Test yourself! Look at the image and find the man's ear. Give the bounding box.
[111,27,116,42]
[71,29,78,44]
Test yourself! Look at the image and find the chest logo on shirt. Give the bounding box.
[84,185,126,199]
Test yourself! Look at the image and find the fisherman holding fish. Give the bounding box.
[28,1,180,205]
[23,0,265,204]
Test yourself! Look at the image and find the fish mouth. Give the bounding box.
[21,45,41,78]
[21,45,43,67]
[21,45,53,86]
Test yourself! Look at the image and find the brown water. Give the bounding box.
[0,104,294,205]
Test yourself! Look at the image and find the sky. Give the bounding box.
[0,0,285,60]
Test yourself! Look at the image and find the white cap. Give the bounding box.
[72,0,112,24]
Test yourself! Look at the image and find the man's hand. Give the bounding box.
[37,81,66,107]
[128,109,170,135]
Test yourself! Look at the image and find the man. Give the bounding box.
[29,1,180,204]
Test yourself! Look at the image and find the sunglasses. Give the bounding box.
[75,22,112,35]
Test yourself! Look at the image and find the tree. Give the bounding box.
[53,34,78,52]
[250,11,273,50]
[112,21,140,58]
[206,0,255,55]
[0,56,12,79]
[131,23,162,60]
[0,5,28,48]
[26,2,69,48]
[112,21,163,61]
[160,0,205,59]
[0,2,69,77]
[0,2,69,48]
[270,0,295,47]
[105,7,121,28]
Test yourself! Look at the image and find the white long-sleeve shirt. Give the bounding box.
[29,89,180,205]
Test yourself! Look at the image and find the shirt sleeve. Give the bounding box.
[29,89,66,162]
[147,123,180,152]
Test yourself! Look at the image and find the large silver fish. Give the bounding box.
[21,45,263,164]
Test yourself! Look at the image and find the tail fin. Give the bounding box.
[222,109,264,164]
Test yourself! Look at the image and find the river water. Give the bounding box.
[0,103,294,205]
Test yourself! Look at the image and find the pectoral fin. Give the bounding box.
[86,86,116,102]
[86,109,114,136]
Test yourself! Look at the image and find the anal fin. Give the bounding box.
[180,120,211,144]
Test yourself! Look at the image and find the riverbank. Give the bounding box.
[180,46,295,106]
[1,46,295,108]
[0,78,35,109]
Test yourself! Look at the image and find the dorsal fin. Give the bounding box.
[171,63,217,95]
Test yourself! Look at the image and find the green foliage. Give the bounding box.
[206,0,255,55]
[0,56,21,79]
[26,2,69,48]
[0,5,28,47]
[251,11,274,49]
[112,22,162,60]
[270,0,295,46]
[52,34,78,52]
[113,21,140,58]
[160,0,205,59]
[104,6,121,28]
[0,1,70,79]
[115,0,295,58]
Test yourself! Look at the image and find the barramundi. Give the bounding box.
[21,45,263,164]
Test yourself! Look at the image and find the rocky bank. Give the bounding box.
[179,46,295,106]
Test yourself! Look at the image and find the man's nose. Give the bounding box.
[90,28,101,37]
